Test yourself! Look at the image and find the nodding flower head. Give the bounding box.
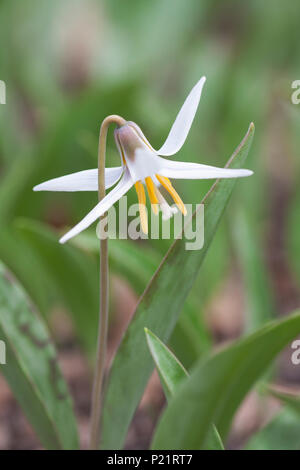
[33,77,253,243]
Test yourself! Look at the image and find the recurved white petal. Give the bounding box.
[59,171,133,244]
[33,167,123,192]
[159,160,253,180]
[157,76,206,156]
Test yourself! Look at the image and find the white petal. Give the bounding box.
[157,77,206,156]
[33,167,123,192]
[59,171,133,244]
[159,160,253,180]
[125,148,163,183]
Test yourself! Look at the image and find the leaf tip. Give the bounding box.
[144,327,152,342]
[144,328,156,349]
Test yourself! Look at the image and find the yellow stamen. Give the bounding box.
[145,177,159,215]
[156,174,187,215]
[134,181,148,234]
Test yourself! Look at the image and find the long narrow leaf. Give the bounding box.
[101,123,255,449]
[145,328,223,449]
[0,263,79,449]
[151,310,300,449]
[145,328,188,400]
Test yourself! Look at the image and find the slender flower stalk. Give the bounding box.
[89,115,125,450]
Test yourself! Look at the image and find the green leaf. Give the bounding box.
[145,328,223,450]
[101,123,255,449]
[151,310,300,449]
[0,263,79,449]
[144,328,188,400]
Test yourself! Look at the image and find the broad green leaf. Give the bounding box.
[151,310,300,449]
[101,123,255,449]
[0,263,78,449]
[145,328,223,450]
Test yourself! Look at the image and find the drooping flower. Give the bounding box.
[34,77,253,243]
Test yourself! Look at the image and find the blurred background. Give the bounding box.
[0,0,300,449]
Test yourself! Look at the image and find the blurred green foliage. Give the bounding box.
[0,0,299,450]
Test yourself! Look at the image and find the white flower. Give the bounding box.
[34,77,253,243]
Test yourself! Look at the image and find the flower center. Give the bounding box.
[115,123,187,233]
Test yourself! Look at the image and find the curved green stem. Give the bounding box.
[89,115,126,450]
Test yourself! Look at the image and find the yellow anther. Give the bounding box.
[145,177,159,215]
[156,174,187,216]
[134,181,148,234]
